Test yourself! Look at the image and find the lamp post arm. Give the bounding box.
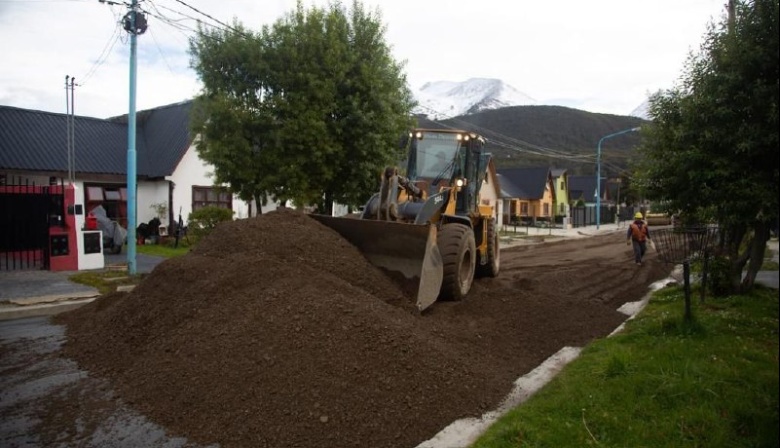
[602,127,641,142]
[595,127,640,230]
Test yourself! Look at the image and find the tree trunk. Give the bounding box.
[322,191,334,216]
[726,223,748,294]
[741,220,770,291]
[253,194,263,216]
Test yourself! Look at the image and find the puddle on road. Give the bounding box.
[0,317,214,448]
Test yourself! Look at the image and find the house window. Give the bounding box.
[543,203,550,216]
[84,183,127,229]
[520,203,529,215]
[104,189,121,201]
[560,180,565,190]
[193,186,232,211]
[86,186,104,201]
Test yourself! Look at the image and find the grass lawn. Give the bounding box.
[471,285,779,448]
[69,242,189,294]
[136,243,190,258]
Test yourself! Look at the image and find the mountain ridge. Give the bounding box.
[413,77,650,121]
[413,104,648,175]
[414,78,537,119]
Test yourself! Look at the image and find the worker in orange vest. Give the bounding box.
[626,212,651,265]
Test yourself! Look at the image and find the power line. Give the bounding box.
[140,1,625,172]
[146,0,202,33]
[79,21,123,85]
[141,0,252,48]
[416,104,596,163]
[148,26,177,73]
[166,0,233,31]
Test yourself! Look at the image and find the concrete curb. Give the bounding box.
[417,270,679,448]
[6,291,99,306]
[0,298,96,321]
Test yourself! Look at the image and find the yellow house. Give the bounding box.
[550,168,570,222]
[496,166,556,225]
[478,158,504,229]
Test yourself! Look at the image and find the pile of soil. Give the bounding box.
[54,209,672,448]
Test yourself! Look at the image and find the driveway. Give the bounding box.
[0,253,165,320]
[103,252,166,274]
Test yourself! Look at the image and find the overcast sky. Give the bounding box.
[0,0,727,119]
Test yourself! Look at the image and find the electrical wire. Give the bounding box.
[79,21,122,85]
[141,1,629,176]
[165,0,239,33]
[415,103,594,162]
[147,26,176,74]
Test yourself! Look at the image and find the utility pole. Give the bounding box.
[64,76,75,185]
[120,0,147,274]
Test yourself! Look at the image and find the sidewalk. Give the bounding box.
[1,230,775,321]
[0,253,165,320]
[500,222,624,246]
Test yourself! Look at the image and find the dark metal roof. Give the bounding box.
[550,168,567,178]
[0,101,193,178]
[568,175,608,203]
[496,166,550,199]
[496,173,526,198]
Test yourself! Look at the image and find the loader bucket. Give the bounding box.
[309,215,443,311]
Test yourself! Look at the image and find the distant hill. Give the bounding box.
[414,105,648,175]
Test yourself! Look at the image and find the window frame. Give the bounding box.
[192,186,232,211]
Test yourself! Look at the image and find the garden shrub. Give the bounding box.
[188,206,234,239]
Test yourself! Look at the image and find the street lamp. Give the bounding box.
[596,127,640,229]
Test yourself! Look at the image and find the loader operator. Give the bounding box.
[431,151,449,174]
[626,212,651,265]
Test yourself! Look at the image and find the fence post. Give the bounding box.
[700,251,709,304]
[683,261,692,321]
[653,226,718,323]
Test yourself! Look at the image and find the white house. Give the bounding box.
[0,101,284,236]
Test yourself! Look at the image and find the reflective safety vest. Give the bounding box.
[629,222,648,242]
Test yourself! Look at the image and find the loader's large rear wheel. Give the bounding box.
[476,218,500,278]
[437,223,476,301]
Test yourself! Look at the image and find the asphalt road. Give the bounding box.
[0,316,213,447]
[0,238,776,447]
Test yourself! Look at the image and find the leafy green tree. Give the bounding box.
[636,0,779,293]
[188,24,272,207]
[189,1,414,214]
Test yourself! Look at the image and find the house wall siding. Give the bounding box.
[167,144,286,224]
[478,165,502,229]
[553,174,570,219]
[0,174,166,230]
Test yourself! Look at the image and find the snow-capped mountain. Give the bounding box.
[413,78,537,120]
[629,100,651,120]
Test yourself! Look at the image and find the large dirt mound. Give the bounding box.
[54,208,673,447]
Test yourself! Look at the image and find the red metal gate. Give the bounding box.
[0,177,64,270]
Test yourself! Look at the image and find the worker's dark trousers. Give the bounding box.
[632,240,647,263]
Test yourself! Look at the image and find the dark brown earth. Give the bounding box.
[51,208,671,448]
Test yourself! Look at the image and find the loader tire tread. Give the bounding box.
[438,223,476,301]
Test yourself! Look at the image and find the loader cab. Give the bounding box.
[406,129,486,215]
[407,130,460,183]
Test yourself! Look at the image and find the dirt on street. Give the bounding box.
[8,208,671,448]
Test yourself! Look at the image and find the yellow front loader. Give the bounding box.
[311,129,500,312]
